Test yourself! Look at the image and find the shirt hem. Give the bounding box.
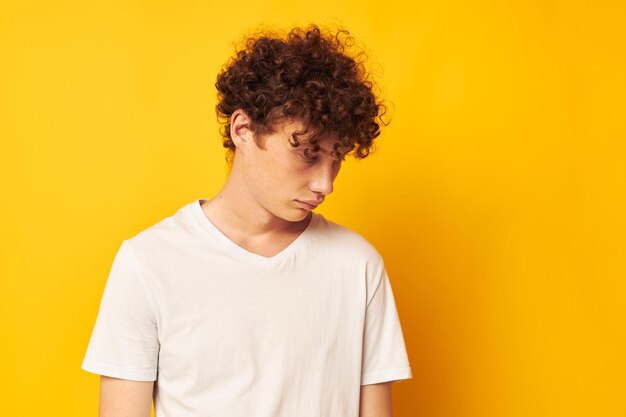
[82,359,157,381]
[361,366,413,385]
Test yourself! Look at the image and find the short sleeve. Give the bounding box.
[81,240,160,381]
[361,262,412,385]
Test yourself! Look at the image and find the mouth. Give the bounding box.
[296,200,319,210]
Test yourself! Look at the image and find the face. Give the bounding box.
[234,115,350,223]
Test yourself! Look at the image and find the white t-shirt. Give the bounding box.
[82,198,412,417]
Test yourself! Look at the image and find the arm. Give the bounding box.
[359,381,393,417]
[99,375,154,417]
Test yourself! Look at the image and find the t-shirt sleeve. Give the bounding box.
[361,259,413,385]
[81,240,160,381]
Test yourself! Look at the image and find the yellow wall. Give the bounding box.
[1,1,624,416]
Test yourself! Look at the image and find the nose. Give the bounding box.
[309,162,337,196]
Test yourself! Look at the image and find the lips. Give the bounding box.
[296,200,321,209]
[300,200,322,206]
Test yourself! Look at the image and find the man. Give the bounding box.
[82,25,412,417]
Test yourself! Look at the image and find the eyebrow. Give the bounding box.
[301,142,348,158]
[313,144,332,155]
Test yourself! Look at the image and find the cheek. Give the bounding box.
[264,157,303,190]
[275,154,308,180]
[248,149,310,194]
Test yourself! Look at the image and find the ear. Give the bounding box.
[230,109,255,150]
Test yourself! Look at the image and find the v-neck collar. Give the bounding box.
[189,198,320,268]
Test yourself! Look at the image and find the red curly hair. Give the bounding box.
[215,24,387,163]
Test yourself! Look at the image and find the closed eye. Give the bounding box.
[299,150,345,164]
[300,152,319,163]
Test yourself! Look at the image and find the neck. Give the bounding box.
[202,168,310,238]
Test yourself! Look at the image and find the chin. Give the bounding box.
[281,208,310,223]
[286,212,309,223]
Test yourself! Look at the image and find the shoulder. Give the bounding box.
[120,201,199,262]
[312,214,388,300]
[312,213,384,266]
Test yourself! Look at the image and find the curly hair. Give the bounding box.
[215,24,388,163]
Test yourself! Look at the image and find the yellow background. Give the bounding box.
[1,1,624,416]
